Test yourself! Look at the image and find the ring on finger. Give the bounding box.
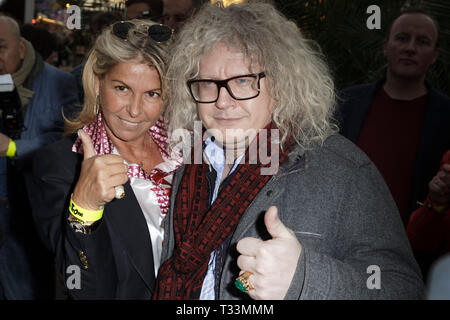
[235,271,254,293]
[114,185,125,199]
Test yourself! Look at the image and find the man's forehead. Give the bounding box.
[390,13,438,39]
[0,20,20,40]
[128,3,150,11]
[163,0,193,13]
[0,33,16,44]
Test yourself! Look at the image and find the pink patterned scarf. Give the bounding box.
[72,113,182,216]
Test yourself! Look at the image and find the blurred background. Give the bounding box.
[276,0,449,97]
[0,0,448,95]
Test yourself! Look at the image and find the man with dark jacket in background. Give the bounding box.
[0,15,79,299]
[338,8,450,279]
[338,8,450,227]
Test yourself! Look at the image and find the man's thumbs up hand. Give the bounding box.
[236,206,302,300]
[265,206,298,240]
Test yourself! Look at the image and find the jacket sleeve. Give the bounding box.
[32,141,117,299]
[284,161,425,300]
[407,151,450,253]
[407,199,449,253]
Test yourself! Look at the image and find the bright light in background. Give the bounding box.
[66,3,71,8]
[211,0,246,7]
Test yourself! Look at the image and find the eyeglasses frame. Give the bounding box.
[187,72,266,103]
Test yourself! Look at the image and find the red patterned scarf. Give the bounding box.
[153,123,294,299]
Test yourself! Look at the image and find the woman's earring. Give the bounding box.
[94,96,100,114]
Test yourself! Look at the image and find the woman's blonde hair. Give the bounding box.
[65,19,171,135]
[166,1,338,150]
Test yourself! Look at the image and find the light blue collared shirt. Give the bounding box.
[199,138,244,300]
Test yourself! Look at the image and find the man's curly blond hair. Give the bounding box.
[165,1,338,150]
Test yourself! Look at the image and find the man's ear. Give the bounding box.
[18,38,26,60]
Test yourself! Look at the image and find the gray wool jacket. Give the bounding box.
[160,134,424,300]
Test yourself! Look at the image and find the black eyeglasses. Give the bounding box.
[112,21,173,43]
[187,72,266,103]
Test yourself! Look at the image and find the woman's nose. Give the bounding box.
[127,95,142,117]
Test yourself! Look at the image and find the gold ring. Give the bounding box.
[235,271,254,293]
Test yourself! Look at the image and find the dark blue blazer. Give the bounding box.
[337,79,450,222]
[31,136,156,299]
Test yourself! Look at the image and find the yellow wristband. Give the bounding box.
[431,203,446,213]
[6,139,16,157]
[69,197,104,222]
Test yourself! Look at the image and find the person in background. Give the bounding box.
[71,11,122,103]
[32,19,181,299]
[0,15,79,299]
[126,0,163,20]
[407,150,450,278]
[161,0,208,32]
[338,8,450,229]
[153,1,423,300]
[337,7,450,281]
[89,11,124,47]
[21,24,57,65]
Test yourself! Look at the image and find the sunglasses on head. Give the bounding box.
[112,21,173,43]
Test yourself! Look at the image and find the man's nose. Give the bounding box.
[215,86,235,109]
[403,39,417,54]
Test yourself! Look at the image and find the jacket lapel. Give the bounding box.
[160,166,184,265]
[341,80,383,143]
[230,146,306,242]
[409,86,448,211]
[164,146,307,265]
[105,182,155,292]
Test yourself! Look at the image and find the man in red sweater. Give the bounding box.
[338,8,450,228]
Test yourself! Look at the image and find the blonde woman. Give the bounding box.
[32,20,181,299]
[153,2,424,300]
